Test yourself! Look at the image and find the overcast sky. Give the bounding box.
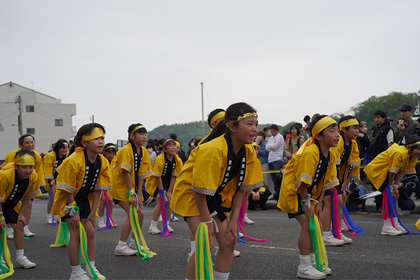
[2,1,420,143]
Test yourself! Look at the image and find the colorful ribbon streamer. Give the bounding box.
[236,224,245,244]
[238,195,247,226]
[158,190,171,237]
[96,191,116,231]
[127,192,157,260]
[309,215,328,272]
[384,186,419,235]
[330,188,341,239]
[195,223,214,280]
[237,222,267,242]
[50,222,70,247]
[0,228,14,279]
[342,205,367,235]
[78,223,103,280]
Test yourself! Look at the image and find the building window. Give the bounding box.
[27,128,35,134]
[55,119,63,126]
[26,106,34,112]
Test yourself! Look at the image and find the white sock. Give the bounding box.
[310,253,315,265]
[89,260,95,268]
[150,220,158,227]
[23,225,29,231]
[118,240,127,247]
[190,241,195,252]
[213,270,230,280]
[299,254,311,266]
[71,265,82,274]
[323,231,332,237]
[15,249,24,260]
[6,227,12,234]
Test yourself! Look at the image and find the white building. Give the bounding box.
[0,82,76,159]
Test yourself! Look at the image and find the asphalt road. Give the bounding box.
[6,198,420,279]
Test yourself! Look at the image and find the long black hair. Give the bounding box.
[53,139,69,154]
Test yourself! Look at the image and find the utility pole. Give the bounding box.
[15,95,23,136]
[201,82,205,138]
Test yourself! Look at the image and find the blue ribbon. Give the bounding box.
[342,204,367,234]
[237,222,245,244]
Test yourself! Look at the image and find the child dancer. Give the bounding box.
[108,124,153,255]
[171,102,264,280]
[51,123,111,280]
[43,139,69,224]
[364,135,420,235]
[97,143,117,228]
[322,116,360,245]
[278,115,340,279]
[146,139,183,234]
[1,134,45,238]
[0,150,42,269]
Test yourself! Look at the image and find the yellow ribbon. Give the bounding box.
[78,223,104,280]
[14,153,35,166]
[82,127,105,142]
[416,218,420,230]
[408,141,420,147]
[130,125,145,136]
[225,112,258,127]
[296,116,337,156]
[339,118,359,131]
[210,111,225,125]
[314,215,328,269]
[195,223,214,280]
[0,228,14,279]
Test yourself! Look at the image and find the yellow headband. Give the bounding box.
[20,135,34,144]
[104,145,117,151]
[225,112,258,127]
[210,111,225,125]
[163,139,175,146]
[311,116,337,136]
[130,125,145,136]
[339,118,359,131]
[175,140,181,148]
[407,141,420,147]
[14,154,35,166]
[82,127,105,142]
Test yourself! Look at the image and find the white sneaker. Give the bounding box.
[47,216,53,224]
[381,218,402,236]
[239,231,244,238]
[24,228,35,237]
[393,218,408,234]
[15,256,36,269]
[128,239,144,251]
[114,245,138,256]
[148,226,161,235]
[214,247,240,257]
[7,230,14,239]
[167,225,174,233]
[341,220,349,231]
[243,216,254,225]
[70,270,90,280]
[97,219,106,228]
[157,215,162,222]
[341,233,352,244]
[1,256,6,267]
[297,265,326,279]
[85,266,106,280]
[322,267,332,275]
[381,225,402,236]
[170,216,179,222]
[323,235,345,246]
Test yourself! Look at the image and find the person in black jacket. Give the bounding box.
[369,110,394,159]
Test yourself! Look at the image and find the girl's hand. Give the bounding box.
[225,220,238,243]
[392,187,400,199]
[205,221,215,249]
[304,205,314,221]
[130,194,138,208]
[70,212,80,230]
[252,192,260,201]
[166,191,172,202]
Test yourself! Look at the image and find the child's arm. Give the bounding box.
[123,170,137,207]
[298,182,313,220]
[18,199,30,226]
[86,190,101,227]
[137,179,145,209]
[64,191,79,230]
[193,192,213,247]
[341,164,352,200]
[165,176,176,202]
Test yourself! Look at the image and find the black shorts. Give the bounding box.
[3,207,19,224]
[324,184,343,196]
[184,194,230,222]
[287,194,305,219]
[61,197,91,221]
